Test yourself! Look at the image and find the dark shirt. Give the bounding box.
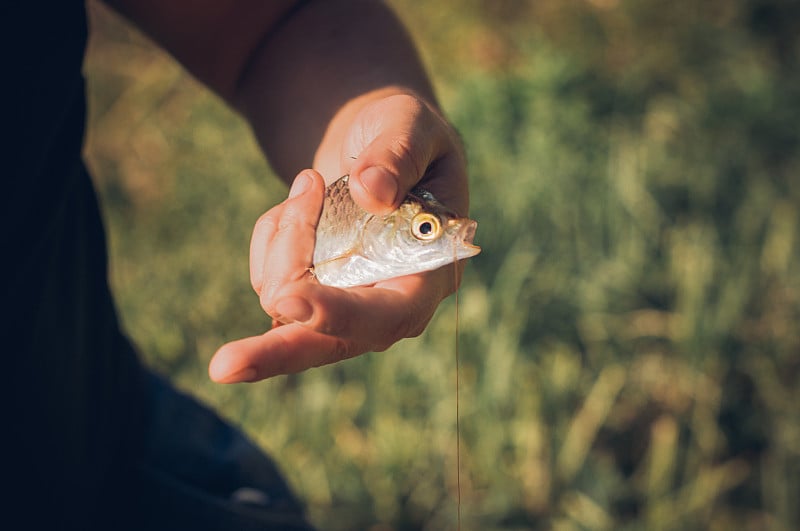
[7,2,144,527]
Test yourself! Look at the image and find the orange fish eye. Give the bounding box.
[411,213,442,241]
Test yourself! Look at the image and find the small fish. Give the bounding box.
[312,175,480,288]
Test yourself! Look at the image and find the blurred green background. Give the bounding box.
[83,1,799,529]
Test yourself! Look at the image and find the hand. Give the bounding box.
[209,93,469,382]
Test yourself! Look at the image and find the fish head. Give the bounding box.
[360,191,481,275]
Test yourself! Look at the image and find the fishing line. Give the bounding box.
[453,241,462,530]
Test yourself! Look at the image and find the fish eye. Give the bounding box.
[411,213,442,241]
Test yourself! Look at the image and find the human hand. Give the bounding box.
[209,93,469,382]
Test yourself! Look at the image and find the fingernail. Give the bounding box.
[219,366,257,384]
[275,296,313,323]
[358,167,398,206]
[288,173,311,199]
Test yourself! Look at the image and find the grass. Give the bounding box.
[84,1,799,529]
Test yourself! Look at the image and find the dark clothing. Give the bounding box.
[132,373,313,530]
[6,3,310,529]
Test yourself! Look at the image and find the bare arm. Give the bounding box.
[108,1,440,180]
[105,0,470,381]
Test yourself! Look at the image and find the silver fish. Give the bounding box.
[312,175,480,288]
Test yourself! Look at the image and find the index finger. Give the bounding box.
[251,169,325,310]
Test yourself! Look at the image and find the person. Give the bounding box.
[7,0,469,529]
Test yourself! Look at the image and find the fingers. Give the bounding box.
[249,169,325,307]
[272,266,452,349]
[209,324,372,383]
[210,266,455,383]
[343,93,461,215]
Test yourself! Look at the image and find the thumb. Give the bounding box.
[344,94,450,215]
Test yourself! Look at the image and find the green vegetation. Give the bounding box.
[85,1,799,529]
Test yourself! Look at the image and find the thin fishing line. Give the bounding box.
[453,241,462,530]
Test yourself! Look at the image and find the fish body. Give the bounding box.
[312,175,480,288]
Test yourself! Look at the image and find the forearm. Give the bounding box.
[106,0,438,186]
[104,0,300,99]
[233,0,438,184]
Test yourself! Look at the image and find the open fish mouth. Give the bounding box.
[458,220,481,257]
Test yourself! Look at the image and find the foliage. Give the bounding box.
[85,1,800,529]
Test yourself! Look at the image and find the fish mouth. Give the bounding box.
[459,219,481,257]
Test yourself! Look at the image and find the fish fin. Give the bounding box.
[313,248,359,269]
